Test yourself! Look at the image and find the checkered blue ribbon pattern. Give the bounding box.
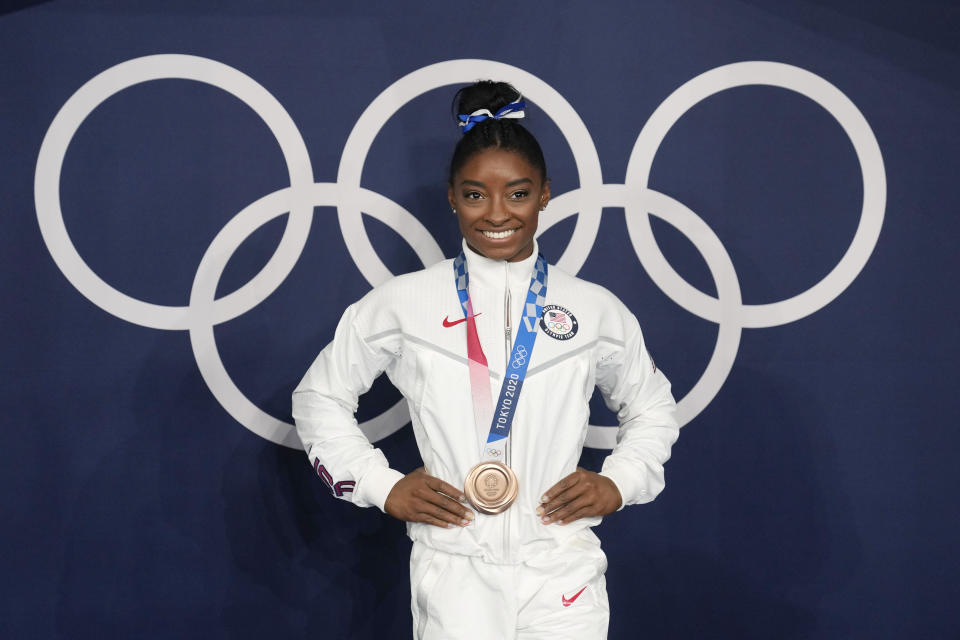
[453,251,548,459]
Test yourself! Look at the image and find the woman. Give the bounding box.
[293,80,679,639]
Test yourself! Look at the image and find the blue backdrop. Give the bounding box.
[2,1,958,637]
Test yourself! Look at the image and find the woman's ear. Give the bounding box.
[540,178,551,210]
[448,183,457,213]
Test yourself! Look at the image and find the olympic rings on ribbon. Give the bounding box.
[34,55,885,450]
[512,345,529,369]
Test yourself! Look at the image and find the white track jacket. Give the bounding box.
[293,241,679,565]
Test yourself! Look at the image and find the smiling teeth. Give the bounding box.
[482,229,517,239]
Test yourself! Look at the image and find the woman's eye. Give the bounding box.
[510,190,529,200]
[463,191,482,200]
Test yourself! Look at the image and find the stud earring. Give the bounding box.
[452,208,457,214]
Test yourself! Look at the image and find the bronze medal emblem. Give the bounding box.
[464,461,518,515]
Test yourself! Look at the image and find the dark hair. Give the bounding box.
[448,80,548,184]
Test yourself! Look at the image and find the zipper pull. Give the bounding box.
[504,267,512,366]
[504,265,513,470]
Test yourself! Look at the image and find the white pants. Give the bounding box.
[410,536,609,639]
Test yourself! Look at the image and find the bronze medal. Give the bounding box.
[464,461,518,515]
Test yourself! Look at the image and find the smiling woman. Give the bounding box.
[449,148,550,263]
[293,79,680,639]
[446,81,550,263]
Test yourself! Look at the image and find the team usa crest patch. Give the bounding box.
[540,305,578,340]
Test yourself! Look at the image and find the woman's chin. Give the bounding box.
[466,237,533,263]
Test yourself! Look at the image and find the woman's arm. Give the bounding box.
[292,302,405,511]
[539,303,679,524]
[594,310,680,508]
[293,301,474,528]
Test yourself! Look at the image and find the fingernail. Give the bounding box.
[540,495,549,503]
[464,511,474,520]
[460,519,470,526]
[459,496,468,504]
[536,506,544,516]
[541,516,550,524]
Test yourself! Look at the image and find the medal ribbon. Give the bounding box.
[453,251,548,461]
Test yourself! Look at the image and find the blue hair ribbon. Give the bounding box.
[458,98,527,133]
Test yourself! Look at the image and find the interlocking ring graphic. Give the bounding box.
[35,55,885,450]
[512,345,529,369]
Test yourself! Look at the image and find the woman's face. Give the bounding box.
[448,148,550,263]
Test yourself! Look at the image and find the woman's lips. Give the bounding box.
[480,228,519,239]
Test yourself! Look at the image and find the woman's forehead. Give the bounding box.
[456,148,539,180]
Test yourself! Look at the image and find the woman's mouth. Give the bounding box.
[480,228,518,239]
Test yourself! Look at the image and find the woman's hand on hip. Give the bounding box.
[538,467,622,525]
[385,467,474,528]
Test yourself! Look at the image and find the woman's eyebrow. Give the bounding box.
[459,177,533,188]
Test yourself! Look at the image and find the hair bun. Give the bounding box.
[453,80,522,123]
[448,79,547,183]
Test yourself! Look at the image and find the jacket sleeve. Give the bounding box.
[595,306,680,508]
[292,302,405,512]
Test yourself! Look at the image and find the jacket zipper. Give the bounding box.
[503,263,512,563]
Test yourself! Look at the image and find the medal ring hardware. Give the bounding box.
[464,461,518,515]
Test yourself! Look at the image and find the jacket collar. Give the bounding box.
[461,239,540,292]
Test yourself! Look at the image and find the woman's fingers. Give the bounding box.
[537,468,622,525]
[538,470,586,515]
[388,467,620,528]
[419,504,473,527]
[416,486,473,525]
[421,514,454,529]
[540,483,587,516]
[425,475,468,505]
[541,493,592,524]
[545,498,593,525]
[541,469,579,502]
[385,469,474,528]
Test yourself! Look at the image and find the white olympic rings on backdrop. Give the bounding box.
[34,55,885,450]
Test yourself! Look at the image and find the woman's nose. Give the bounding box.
[486,199,510,224]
